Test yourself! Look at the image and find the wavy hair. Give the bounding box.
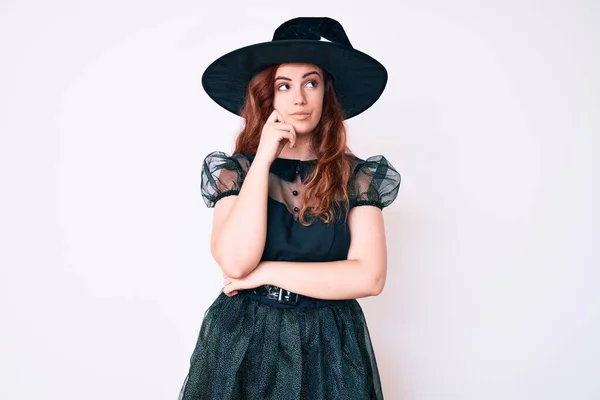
[233,64,354,226]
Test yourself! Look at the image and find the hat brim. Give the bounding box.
[201,40,387,120]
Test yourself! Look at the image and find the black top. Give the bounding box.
[200,151,401,263]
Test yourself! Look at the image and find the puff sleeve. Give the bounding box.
[200,151,248,208]
[350,155,401,209]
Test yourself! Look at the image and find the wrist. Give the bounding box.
[252,153,274,169]
[255,261,272,286]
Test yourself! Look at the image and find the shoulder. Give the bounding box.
[348,153,401,209]
[202,151,252,173]
[350,154,397,171]
[203,150,250,164]
[200,151,253,208]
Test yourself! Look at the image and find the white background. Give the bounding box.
[1,1,598,399]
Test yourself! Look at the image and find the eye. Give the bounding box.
[276,80,318,91]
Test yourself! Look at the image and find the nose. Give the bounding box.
[293,88,306,106]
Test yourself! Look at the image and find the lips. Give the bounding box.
[290,112,311,119]
[291,114,310,120]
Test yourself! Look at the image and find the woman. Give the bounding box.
[179,17,401,400]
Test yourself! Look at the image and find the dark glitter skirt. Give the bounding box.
[178,290,384,399]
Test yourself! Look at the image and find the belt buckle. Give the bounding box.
[278,288,299,305]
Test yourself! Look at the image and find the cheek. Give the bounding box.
[272,93,282,110]
[309,91,324,110]
[315,92,324,114]
[313,99,324,119]
[309,109,323,128]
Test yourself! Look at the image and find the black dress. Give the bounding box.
[178,151,401,400]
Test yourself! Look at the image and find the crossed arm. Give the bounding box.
[216,197,388,300]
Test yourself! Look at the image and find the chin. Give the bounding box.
[291,121,319,135]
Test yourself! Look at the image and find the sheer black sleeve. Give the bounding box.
[350,155,401,209]
[200,151,248,208]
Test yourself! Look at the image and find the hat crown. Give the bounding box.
[272,17,353,48]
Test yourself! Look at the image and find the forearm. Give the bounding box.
[259,259,385,300]
[213,158,271,277]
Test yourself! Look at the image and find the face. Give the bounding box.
[273,63,325,135]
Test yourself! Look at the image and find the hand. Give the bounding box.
[222,263,268,297]
[255,109,297,164]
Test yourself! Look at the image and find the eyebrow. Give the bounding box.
[274,71,321,81]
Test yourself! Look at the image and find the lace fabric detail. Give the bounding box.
[349,155,401,209]
[200,151,250,208]
[200,151,401,213]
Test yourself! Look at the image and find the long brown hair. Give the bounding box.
[233,64,354,226]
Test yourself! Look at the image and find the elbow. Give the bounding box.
[214,254,249,279]
[222,265,247,279]
[370,280,385,296]
[211,247,256,279]
[352,258,387,297]
[369,267,387,296]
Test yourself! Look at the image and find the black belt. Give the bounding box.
[238,285,347,309]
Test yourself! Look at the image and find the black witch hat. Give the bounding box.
[201,17,388,120]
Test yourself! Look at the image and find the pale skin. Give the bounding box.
[213,63,388,300]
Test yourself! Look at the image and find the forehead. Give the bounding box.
[275,63,323,78]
